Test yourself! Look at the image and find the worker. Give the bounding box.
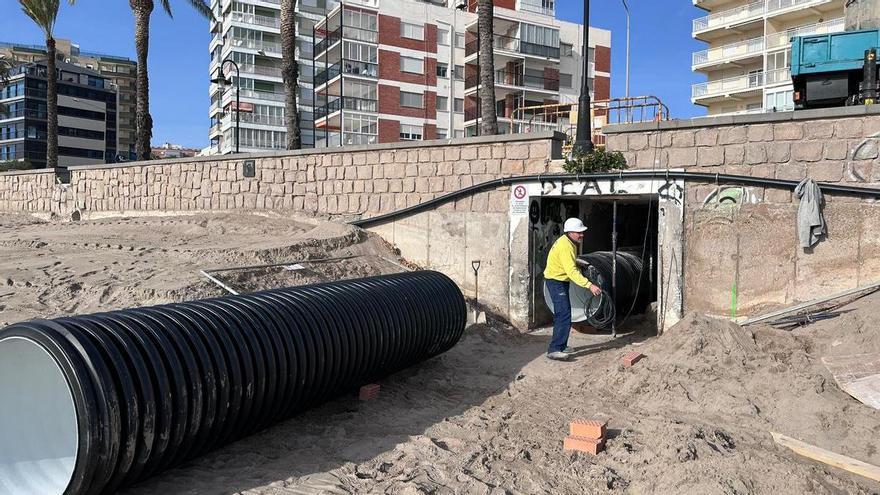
[543,218,602,360]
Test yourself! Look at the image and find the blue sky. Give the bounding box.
[4,1,706,149]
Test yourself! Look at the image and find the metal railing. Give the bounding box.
[465,34,560,59]
[518,0,554,16]
[230,37,281,54]
[315,96,377,119]
[466,70,560,91]
[765,67,791,85]
[240,64,283,78]
[692,71,765,99]
[222,113,285,126]
[315,25,378,55]
[765,17,844,49]
[694,0,836,33]
[231,11,280,28]
[693,36,765,67]
[234,88,286,101]
[693,1,764,33]
[342,132,378,146]
[315,59,377,87]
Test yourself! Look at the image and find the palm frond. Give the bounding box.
[159,0,173,18]
[157,0,214,20]
[19,0,60,38]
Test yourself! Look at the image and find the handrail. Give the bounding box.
[465,34,559,59]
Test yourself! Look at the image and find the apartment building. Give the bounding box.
[691,0,845,116]
[1,40,137,160]
[0,61,118,169]
[209,0,610,152]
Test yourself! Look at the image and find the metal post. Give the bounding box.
[235,75,240,154]
[574,0,593,154]
[611,199,618,338]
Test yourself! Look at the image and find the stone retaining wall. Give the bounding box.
[605,108,880,317]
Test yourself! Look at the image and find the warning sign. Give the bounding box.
[511,185,529,216]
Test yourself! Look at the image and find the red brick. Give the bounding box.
[378,50,437,86]
[378,84,436,119]
[378,15,437,53]
[378,119,399,144]
[564,435,605,455]
[570,419,607,439]
[594,76,611,102]
[621,351,645,368]
[496,0,515,10]
[359,383,380,400]
[594,45,611,74]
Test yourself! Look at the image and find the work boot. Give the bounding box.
[547,351,571,361]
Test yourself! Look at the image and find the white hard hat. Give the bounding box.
[563,218,588,233]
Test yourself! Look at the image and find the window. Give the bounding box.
[437,63,449,78]
[455,33,465,48]
[438,28,450,46]
[765,89,793,112]
[401,22,424,40]
[400,91,423,108]
[560,43,573,57]
[400,124,423,140]
[453,98,463,113]
[343,10,378,32]
[437,96,448,111]
[436,128,447,139]
[344,42,378,63]
[454,130,464,138]
[454,65,464,80]
[343,113,378,134]
[520,23,559,48]
[559,73,573,88]
[400,56,424,74]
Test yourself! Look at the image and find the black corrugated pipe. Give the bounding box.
[543,251,646,330]
[351,171,880,229]
[0,271,466,495]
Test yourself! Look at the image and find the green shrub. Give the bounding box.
[0,159,33,173]
[563,147,628,174]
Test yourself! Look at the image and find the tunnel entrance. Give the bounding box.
[528,195,659,331]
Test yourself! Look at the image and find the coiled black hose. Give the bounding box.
[0,271,466,495]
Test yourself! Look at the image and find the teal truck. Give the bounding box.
[791,28,880,109]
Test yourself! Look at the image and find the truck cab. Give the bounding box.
[791,29,880,109]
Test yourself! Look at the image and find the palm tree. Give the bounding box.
[280,0,301,150]
[477,0,498,135]
[130,0,213,161]
[19,0,75,169]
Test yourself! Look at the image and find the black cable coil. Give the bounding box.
[577,251,646,328]
[0,271,466,495]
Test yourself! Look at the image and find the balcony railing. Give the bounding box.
[223,113,286,126]
[315,25,378,55]
[693,1,764,33]
[231,11,280,29]
[342,132,378,146]
[314,60,378,87]
[466,70,560,91]
[230,37,281,54]
[518,0,554,16]
[766,0,833,17]
[692,71,765,99]
[693,36,764,67]
[234,88,286,102]
[240,64,283,78]
[765,67,791,85]
[315,96,378,119]
[465,34,560,59]
[765,17,844,49]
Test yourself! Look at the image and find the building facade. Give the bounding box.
[208,0,610,153]
[1,40,137,160]
[691,0,845,116]
[0,61,118,169]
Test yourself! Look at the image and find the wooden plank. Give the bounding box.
[740,282,880,326]
[771,432,880,483]
[822,353,880,410]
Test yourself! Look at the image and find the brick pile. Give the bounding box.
[564,419,608,455]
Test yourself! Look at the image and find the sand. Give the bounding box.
[2,212,880,494]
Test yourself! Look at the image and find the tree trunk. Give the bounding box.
[46,37,58,169]
[846,0,880,31]
[477,0,498,136]
[133,1,153,161]
[281,0,302,150]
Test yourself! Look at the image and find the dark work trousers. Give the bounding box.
[546,279,571,353]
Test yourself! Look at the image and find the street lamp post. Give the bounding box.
[211,59,241,154]
[621,0,631,122]
[573,0,593,154]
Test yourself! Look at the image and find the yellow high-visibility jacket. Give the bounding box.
[543,235,593,288]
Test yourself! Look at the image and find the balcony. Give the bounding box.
[314,25,378,57]
[766,0,837,19]
[314,60,378,88]
[517,0,554,16]
[465,70,560,92]
[229,88,286,102]
[764,67,791,86]
[240,64,283,79]
[229,37,281,55]
[222,113,286,127]
[314,96,378,119]
[693,36,764,69]
[765,17,844,50]
[465,34,560,60]
[231,11,280,29]
[693,1,764,36]
[692,71,765,100]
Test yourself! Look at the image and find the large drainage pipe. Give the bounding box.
[0,271,466,495]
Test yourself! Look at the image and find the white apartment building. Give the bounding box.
[208,0,609,153]
[692,0,845,116]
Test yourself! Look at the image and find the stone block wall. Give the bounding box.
[0,133,560,219]
[605,109,880,317]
